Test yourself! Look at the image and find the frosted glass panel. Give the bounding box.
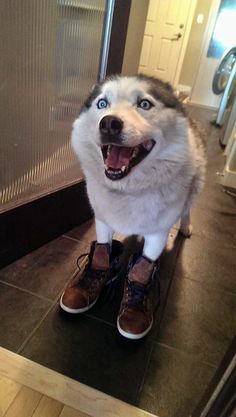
[0,0,106,212]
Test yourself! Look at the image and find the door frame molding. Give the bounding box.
[189,0,222,107]
[173,0,197,88]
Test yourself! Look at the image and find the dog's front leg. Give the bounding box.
[143,230,169,261]
[60,218,118,314]
[95,218,114,244]
[117,230,169,339]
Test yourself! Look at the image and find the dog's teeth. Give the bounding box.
[132,148,139,159]
[121,166,126,172]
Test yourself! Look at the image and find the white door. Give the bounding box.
[139,0,194,85]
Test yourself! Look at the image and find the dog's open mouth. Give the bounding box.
[101,139,155,180]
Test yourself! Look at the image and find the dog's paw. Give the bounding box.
[179,223,193,238]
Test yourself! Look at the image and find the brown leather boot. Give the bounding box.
[117,255,160,339]
[60,240,123,314]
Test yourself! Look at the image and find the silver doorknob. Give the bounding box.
[171,33,182,41]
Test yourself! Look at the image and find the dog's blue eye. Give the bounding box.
[97,98,108,109]
[138,99,153,110]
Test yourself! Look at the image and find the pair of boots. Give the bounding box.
[60,240,160,340]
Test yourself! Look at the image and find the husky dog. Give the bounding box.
[61,75,206,339]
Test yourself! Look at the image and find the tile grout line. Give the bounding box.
[173,225,236,249]
[178,275,236,297]
[16,255,119,354]
[0,347,158,417]
[16,265,82,355]
[84,311,117,330]
[136,231,201,399]
[0,279,53,303]
[134,341,156,405]
[62,234,83,243]
[192,231,236,248]
[16,300,59,355]
[135,246,183,404]
[154,341,217,368]
[16,295,119,356]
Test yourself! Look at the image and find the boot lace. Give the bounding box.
[125,257,160,309]
[72,252,107,290]
[126,280,148,308]
[80,268,107,290]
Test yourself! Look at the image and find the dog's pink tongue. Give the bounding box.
[106,146,133,169]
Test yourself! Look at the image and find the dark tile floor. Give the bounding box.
[0,106,236,417]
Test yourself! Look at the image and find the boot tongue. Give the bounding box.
[106,146,134,169]
[129,256,154,284]
[91,243,110,271]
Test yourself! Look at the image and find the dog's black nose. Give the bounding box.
[99,115,123,138]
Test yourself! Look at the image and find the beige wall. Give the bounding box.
[179,0,213,88]
[122,0,149,75]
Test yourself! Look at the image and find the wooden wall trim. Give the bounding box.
[0,347,157,417]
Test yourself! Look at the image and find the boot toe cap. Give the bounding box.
[60,287,91,313]
[117,308,153,340]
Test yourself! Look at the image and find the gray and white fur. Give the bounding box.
[72,75,206,261]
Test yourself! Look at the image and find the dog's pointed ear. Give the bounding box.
[82,83,102,111]
[90,82,103,93]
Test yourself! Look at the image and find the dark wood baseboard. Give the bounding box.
[0,181,93,268]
